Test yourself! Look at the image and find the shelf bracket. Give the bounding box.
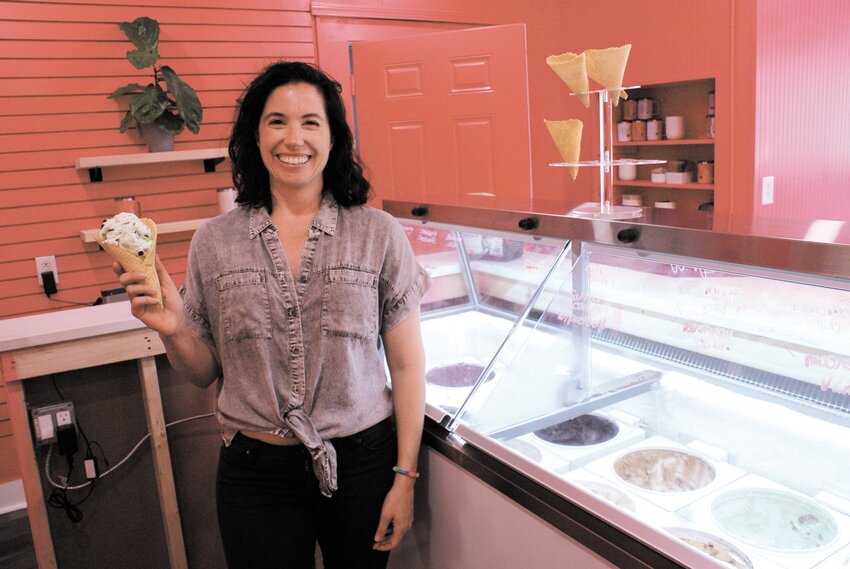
[88,167,103,183]
[204,157,226,173]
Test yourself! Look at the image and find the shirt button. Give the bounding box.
[290,345,302,356]
[286,307,298,318]
[292,385,302,394]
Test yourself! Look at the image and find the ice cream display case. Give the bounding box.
[389,200,850,569]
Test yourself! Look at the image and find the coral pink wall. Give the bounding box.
[752,0,850,221]
[0,0,315,323]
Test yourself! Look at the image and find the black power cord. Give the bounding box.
[46,376,109,523]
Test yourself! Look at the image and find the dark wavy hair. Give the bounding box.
[229,61,370,210]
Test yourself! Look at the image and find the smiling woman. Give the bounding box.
[109,61,431,569]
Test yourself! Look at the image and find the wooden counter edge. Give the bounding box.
[1,328,165,382]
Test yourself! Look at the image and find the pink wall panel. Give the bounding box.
[753,0,850,221]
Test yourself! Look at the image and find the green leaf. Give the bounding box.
[107,83,147,99]
[119,111,134,133]
[119,17,160,69]
[155,112,185,136]
[129,85,168,124]
[127,48,159,70]
[161,66,203,134]
[119,17,159,52]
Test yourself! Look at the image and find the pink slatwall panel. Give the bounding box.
[0,0,315,322]
[753,0,850,221]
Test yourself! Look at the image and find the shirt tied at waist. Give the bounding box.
[285,408,337,497]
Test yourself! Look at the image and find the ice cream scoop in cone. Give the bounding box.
[544,119,583,180]
[546,51,590,108]
[585,44,631,106]
[96,213,162,306]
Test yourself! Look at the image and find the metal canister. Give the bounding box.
[630,119,646,142]
[698,160,714,184]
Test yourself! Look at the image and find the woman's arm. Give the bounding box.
[373,306,426,551]
[119,256,220,387]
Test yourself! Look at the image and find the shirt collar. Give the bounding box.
[248,193,338,239]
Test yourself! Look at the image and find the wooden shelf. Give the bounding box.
[614,181,714,190]
[614,138,714,147]
[75,148,228,182]
[81,217,210,243]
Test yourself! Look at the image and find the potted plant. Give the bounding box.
[108,17,203,151]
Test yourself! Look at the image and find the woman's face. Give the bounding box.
[257,82,332,198]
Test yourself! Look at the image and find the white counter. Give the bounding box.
[0,301,144,352]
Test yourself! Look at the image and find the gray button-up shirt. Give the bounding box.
[181,195,430,496]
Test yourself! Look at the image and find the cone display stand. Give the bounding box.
[551,86,665,220]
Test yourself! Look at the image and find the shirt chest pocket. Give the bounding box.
[215,270,272,342]
[322,267,378,341]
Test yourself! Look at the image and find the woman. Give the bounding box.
[117,61,431,568]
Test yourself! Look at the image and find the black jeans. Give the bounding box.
[216,418,397,569]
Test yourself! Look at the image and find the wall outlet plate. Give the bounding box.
[35,255,58,285]
[30,401,75,445]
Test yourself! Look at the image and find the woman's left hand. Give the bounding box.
[372,478,415,551]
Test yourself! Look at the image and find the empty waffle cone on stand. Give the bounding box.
[585,44,632,105]
[546,51,590,108]
[96,214,162,307]
[544,119,584,180]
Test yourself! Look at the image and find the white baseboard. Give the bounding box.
[0,479,26,515]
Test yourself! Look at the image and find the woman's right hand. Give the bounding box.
[116,255,184,337]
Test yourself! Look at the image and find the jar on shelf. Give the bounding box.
[708,90,715,115]
[647,119,663,140]
[706,114,715,139]
[617,121,632,142]
[115,196,141,217]
[622,194,643,207]
[622,99,638,121]
[698,161,714,184]
[630,119,647,142]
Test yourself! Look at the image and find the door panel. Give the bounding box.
[352,24,532,210]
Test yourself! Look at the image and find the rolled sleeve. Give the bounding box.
[180,231,216,349]
[380,220,432,333]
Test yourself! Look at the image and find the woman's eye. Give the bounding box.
[268,119,284,126]
[305,120,320,127]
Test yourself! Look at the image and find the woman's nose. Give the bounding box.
[284,125,304,146]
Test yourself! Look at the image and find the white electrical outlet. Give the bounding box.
[761,176,775,205]
[35,255,59,285]
[56,410,73,427]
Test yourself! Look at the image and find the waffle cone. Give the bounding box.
[97,218,162,306]
[586,44,631,106]
[546,51,590,108]
[544,119,583,180]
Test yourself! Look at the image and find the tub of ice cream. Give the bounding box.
[576,480,636,513]
[425,362,493,388]
[667,527,753,569]
[711,487,839,552]
[613,448,716,493]
[504,438,543,463]
[533,414,620,447]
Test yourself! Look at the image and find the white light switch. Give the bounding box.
[36,414,55,442]
[761,176,774,205]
